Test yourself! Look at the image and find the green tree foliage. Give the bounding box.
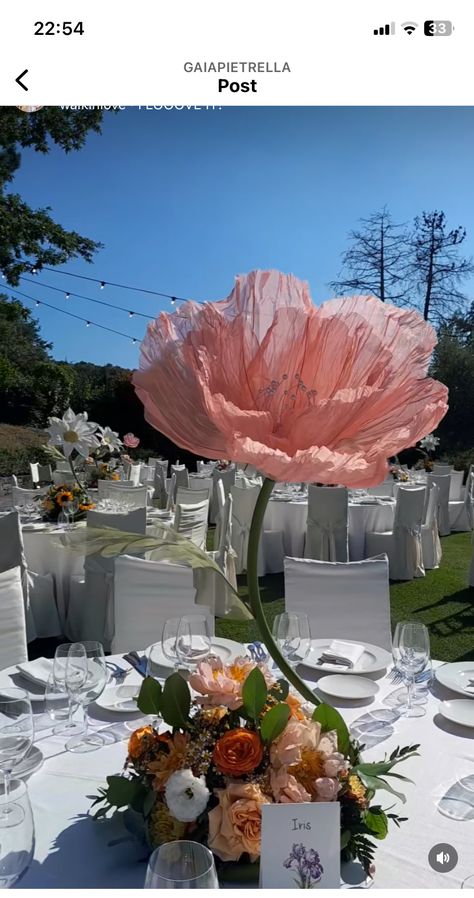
[430,302,474,448]
[0,107,106,284]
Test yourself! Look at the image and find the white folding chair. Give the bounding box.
[149,459,168,479]
[173,500,209,550]
[112,555,203,652]
[433,464,453,475]
[171,464,190,492]
[284,554,392,652]
[194,494,238,617]
[304,486,349,562]
[0,566,28,670]
[67,507,146,645]
[211,466,236,524]
[152,465,168,509]
[426,473,451,536]
[421,484,442,570]
[177,487,211,507]
[230,483,260,574]
[449,471,465,501]
[99,483,148,507]
[365,487,425,580]
[449,470,474,533]
[213,479,226,550]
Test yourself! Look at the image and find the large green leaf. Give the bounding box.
[159,672,191,729]
[358,773,406,804]
[242,668,268,720]
[312,702,350,755]
[104,775,147,811]
[137,677,162,715]
[260,703,290,744]
[364,808,389,840]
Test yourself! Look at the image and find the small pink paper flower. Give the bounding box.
[314,777,339,802]
[270,767,311,803]
[123,432,140,448]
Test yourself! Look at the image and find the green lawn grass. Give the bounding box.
[216,533,474,662]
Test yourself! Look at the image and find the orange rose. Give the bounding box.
[128,725,160,760]
[285,692,305,720]
[213,728,263,776]
[208,782,270,862]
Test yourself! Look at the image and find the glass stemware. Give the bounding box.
[160,618,182,672]
[395,621,430,717]
[272,612,311,667]
[65,642,108,753]
[144,840,219,889]
[51,644,84,736]
[175,615,212,671]
[0,780,35,886]
[0,689,34,827]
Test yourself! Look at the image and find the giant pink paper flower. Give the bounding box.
[133,271,448,486]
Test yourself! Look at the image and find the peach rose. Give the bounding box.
[128,725,160,761]
[213,728,263,777]
[270,718,321,769]
[208,782,271,862]
[188,657,275,711]
[324,752,348,778]
[314,777,339,801]
[270,768,311,804]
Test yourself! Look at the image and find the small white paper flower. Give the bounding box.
[98,425,123,452]
[46,408,101,458]
[165,769,209,822]
[420,433,440,451]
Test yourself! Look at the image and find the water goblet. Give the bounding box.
[272,612,311,669]
[396,621,430,718]
[0,690,34,827]
[175,615,212,671]
[0,780,35,886]
[144,840,219,889]
[65,642,108,752]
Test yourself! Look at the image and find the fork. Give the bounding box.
[106,661,131,684]
[388,667,432,686]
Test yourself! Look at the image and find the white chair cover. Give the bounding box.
[0,511,59,641]
[29,462,39,485]
[55,460,71,473]
[129,464,141,486]
[197,460,215,474]
[230,483,260,574]
[449,471,464,501]
[433,464,453,475]
[52,470,77,487]
[213,479,226,550]
[189,475,213,495]
[284,554,392,651]
[449,471,474,533]
[112,555,199,653]
[304,486,349,562]
[421,484,442,569]
[67,507,147,645]
[426,473,451,536]
[176,487,211,507]
[194,494,238,617]
[0,566,28,670]
[210,466,236,524]
[173,499,209,550]
[171,465,190,492]
[366,486,425,580]
[152,465,168,509]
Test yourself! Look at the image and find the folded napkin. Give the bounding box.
[318,640,365,669]
[22,521,46,531]
[176,636,210,659]
[16,657,54,686]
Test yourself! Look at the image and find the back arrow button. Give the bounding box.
[15,70,29,91]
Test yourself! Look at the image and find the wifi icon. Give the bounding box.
[401,21,418,34]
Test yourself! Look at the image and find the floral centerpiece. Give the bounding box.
[389,464,409,482]
[44,408,124,494]
[42,483,95,522]
[93,661,418,882]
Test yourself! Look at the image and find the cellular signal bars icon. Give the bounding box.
[373,22,395,35]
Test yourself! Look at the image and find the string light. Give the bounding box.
[100,281,106,289]
[20,276,155,320]
[5,285,143,344]
[40,265,197,304]
[171,296,176,305]
[65,292,70,299]
[128,311,134,318]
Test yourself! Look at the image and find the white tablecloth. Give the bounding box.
[3,654,472,889]
[263,498,396,569]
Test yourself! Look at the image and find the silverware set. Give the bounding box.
[387,667,432,686]
[248,642,268,663]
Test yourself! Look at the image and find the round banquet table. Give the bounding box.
[263,498,396,570]
[3,653,473,889]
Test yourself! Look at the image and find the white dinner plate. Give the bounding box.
[145,636,247,671]
[95,685,144,714]
[317,675,379,700]
[14,745,43,779]
[435,662,474,697]
[300,639,392,675]
[438,699,474,728]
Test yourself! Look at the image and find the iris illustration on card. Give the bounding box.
[260,802,341,888]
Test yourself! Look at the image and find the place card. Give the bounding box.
[260,801,340,888]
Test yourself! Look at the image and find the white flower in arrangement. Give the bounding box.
[98,426,123,453]
[46,408,101,459]
[420,433,440,451]
[164,769,210,822]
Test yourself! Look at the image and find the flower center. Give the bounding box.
[63,430,79,443]
[256,373,317,424]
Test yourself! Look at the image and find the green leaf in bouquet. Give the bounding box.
[159,672,191,729]
[137,677,162,715]
[357,773,406,804]
[312,703,350,755]
[241,667,268,721]
[103,775,147,811]
[364,808,389,840]
[260,702,290,744]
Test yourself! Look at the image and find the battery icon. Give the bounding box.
[424,20,453,36]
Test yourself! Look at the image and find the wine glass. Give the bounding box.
[65,642,108,753]
[0,780,35,886]
[145,840,219,889]
[51,645,84,736]
[396,622,430,717]
[67,497,79,526]
[159,619,182,672]
[175,615,212,671]
[0,689,34,827]
[272,612,311,667]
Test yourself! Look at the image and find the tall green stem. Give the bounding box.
[247,478,320,706]
[68,457,84,492]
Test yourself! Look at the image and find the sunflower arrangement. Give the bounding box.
[42,483,95,521]
[93,659,418,882]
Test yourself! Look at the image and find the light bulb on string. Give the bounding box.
[171,296,176,305]
[65,292,70,300]
[128,311,135,318]
[35,300,40,307]
[86,320,91,327]
[132,338,137,344]
[100,281,106,290]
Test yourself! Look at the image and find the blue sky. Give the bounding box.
[8,106,474,367]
